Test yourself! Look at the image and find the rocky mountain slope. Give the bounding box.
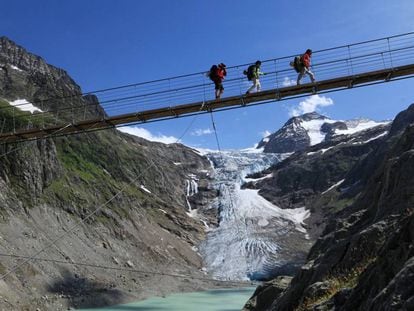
[0,37,220,310]
[243,104,414,310]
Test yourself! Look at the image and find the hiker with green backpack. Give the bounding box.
[244,60,265,94]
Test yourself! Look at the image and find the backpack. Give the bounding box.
[290,56,303,73]
[208,65,218,81]
[243,64,255,81]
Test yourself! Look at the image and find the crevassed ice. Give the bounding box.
[200,151,310,281]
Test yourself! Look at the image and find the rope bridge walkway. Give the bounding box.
[1,32,414,144]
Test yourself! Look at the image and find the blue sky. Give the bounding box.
[1,0,414,149]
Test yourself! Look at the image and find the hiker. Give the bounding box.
[245,60,265,94]
[208,63,227,99]
[297,49,315,85]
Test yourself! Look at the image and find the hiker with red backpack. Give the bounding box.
[296,49,316,85]
[245,60,265,94]
[208,63,227,99]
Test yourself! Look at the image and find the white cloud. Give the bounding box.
[191,128,214,136]
[260,130,271,138]
[289,95,334,117]
[282,77,296,87]
[118,126,178,144]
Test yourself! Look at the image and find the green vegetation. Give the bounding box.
[0,262,6,274]
[0,99,54,133]
[295,258,377,311]
[311,187,358,215]
[40,132,166,227]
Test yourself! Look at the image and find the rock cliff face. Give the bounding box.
[0,36,103,119]
[244,104,414,310]
[0,37,218,310]
[246,122,390,238]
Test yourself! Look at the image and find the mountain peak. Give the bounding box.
[0,36,17,45]
[0,36,48,73]
[295,112,327,122]
[257,112,388,153]
[0,36,87,116]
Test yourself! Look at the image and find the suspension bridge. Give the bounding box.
[1,32,414,144]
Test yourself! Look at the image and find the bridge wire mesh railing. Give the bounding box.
[1,32,414,135]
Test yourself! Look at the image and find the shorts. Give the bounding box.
[214,80,224,91]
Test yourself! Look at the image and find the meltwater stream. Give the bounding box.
[200,150,311,281]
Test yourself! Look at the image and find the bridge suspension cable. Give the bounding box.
[0,253,251,286]
[1,32,414,144]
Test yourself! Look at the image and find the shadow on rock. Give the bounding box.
[47,268,127,309]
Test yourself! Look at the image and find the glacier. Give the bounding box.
[200,150,311,281]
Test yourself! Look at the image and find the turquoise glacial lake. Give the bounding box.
[78,287,255,311]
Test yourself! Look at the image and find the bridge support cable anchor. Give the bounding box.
[240,96,246,107]
[275,90,281,101]
[102,118,115,128]
[385,72,393,82]
[169,107,179,118]
[202,101,212,113]
[200,100,208,111]
[133,112,146,123]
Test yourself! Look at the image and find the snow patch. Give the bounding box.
[307,146,334,156]
[8,99,43,113]
[244,173,273,182]
[300,119,334,145]
[355,131,388,144]
[335,120,390,136]
[322,179,345,195]
[10,65,23,72]
[298,117,388,147]
[140,185,151,194]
